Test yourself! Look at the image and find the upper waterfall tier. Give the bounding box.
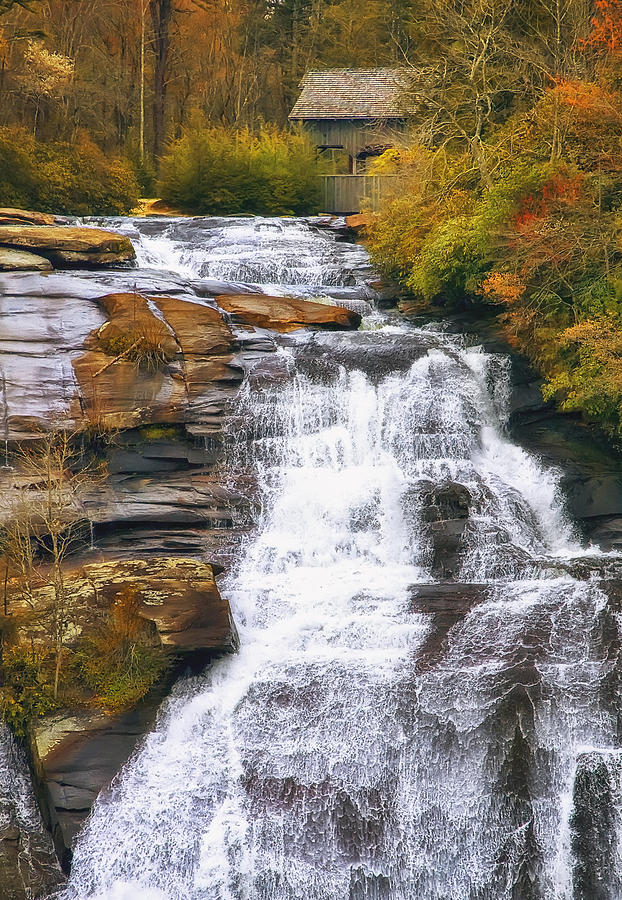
[85,216,375,298]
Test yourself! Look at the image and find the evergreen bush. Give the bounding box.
[159,124,322,215]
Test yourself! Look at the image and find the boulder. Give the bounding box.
[73,292,240,431]
[78,557,237,653]
[216,293,362,333]
[0,226,135,268]
[0,248,52,272]
[0,208,56,226]
[345,213,371,234]
[156,295,234,356]
[418,482,473,578]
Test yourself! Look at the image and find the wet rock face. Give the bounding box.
[0,225,135,268]
[0,726,65,897]
[410,583,488,670]
[216,293,362,332]
[34,706,165,870]
[571,753,618,900]
[293,329,434,383]
[419,482,472,578]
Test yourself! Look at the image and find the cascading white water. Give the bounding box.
[92,217,373,297]
[59,236,621,900]
[0,724,63,892]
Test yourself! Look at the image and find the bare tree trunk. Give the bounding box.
[550,0,563,162]
[149,0,172,160]
[471,105,493,190]
[140,0,146,161]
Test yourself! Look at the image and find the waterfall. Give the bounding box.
[59,267,621,900]
[0,724,64,894]
[87,216,374,301]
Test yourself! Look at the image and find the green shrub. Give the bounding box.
[0,646,57,738]
[159,124,322,215]
[73,586,168,710]
[0,126,139,215]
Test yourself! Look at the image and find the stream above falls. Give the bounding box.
[4,216,622,900]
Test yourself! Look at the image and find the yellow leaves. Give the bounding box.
[480,272,526,305]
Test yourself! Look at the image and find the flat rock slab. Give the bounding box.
[0,248,53,271]
[0,225,135,268]
[78,556,237,653]
[0,208,56,226]
[217,293,362,332]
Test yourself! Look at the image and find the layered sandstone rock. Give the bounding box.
[30,556,236,865]
[77,557,237,653]
[0,208,56,226]
[0,226,135,268]
[72,291,241,431]
[216,293,362,332]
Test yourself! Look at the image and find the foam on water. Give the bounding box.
[94,216,373,297]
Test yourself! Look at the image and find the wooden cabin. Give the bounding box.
[289,68,409,175]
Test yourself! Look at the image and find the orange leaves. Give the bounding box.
[513,172,583,229]
[553,78,622,125]
[480,272,526,305]
[582,0,622,54]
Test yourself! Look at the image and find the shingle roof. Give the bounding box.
[289,69,409,120]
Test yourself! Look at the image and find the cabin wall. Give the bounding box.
[301,119,406,160]
[320,174,400,214]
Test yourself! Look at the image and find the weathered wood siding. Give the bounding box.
[306,120,405,157]
[321,175,400,214]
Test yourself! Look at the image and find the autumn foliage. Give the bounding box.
[368,37,622,435]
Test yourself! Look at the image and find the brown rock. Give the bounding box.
[345,213,371,234]
[0,225,135,267]
[0,248,53,271]
[73,293,242,431]
[0,208,56,226]
[93,292,179,360]
[80,556,236,652]
[216,293,361,333]
[72,351,187,430]
[155,295,235,356]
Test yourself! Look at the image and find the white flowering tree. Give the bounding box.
[20,40,74,135]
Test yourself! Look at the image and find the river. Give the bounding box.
[28,215,622,898]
